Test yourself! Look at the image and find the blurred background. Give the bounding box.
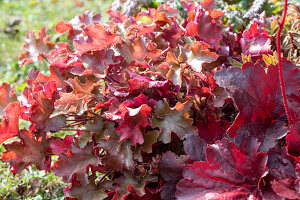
[0,0,112,199]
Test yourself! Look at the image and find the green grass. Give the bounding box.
[0,154,66,200]
[0,0,112,199]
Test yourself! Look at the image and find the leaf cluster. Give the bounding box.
[0,0,299,199]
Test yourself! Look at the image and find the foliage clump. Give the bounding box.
[0,0,299,199]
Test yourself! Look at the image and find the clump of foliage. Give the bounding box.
[0,0,299,199]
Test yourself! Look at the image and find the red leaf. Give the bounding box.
[55,10,101,41]
[52,143,100,185]
[115,104,152,146]
[186,7,223,50]
[176,137,268,200]
[73,24,122,55]
[0,83,17,116]
[117,37,162,63]
[200,0,215,11]
[33,65,69,91]
[55,21,73,34]
[126,23,156,37]
[18,27,55,66]
[1,130,51,173]
[196,109,230,143]
[48,42,73,61]
[240,22,272,55]
[55,76,96,114]
[214,61,297,151]
[286,123,300,157]
[0,102,23,144]
[159,151,186,200]
[50,135,73,156]
[55,92,85,114]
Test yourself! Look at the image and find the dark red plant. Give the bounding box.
[0,0,299,199]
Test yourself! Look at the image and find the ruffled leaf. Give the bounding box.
[153,100,196,143]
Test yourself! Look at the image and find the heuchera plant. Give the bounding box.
[0,0,299,199]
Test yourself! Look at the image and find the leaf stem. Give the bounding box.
[60,128,81,131]
[277,0,293,124]
[99,169,112,183]
[64,121,85,127]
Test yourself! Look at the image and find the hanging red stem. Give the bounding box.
[277,0,293,124]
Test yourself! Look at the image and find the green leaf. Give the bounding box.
[153,100,196,143]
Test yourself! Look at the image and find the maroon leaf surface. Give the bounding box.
[176,137,268,200]
[97,130,135,171]
[160,151,186,200]
[214,61,299,151]
[52,143,100,185]
[240,22,272,55]
[1,130,50,173]
[115,104,152,146]
[185,6,223,50]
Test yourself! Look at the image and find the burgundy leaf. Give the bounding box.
[272,179,300,199]
[115,104,152,146]
[50,135,73,156]
[240,22,272,55]
[114,171,158,198]
[176,137,268,200]
[160,151,186,200]
[43,115,66,133]
[267,147,300,199]
[286,123,300,157]
[2,130,51,173]
[183,133,207,161]
[52,143,100,185]
[185,7,223,50]
[196,108,230,143]
[65,175,112,200]
[97,130,135,171]
[214,62,292,151]
[80,49,117,75]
